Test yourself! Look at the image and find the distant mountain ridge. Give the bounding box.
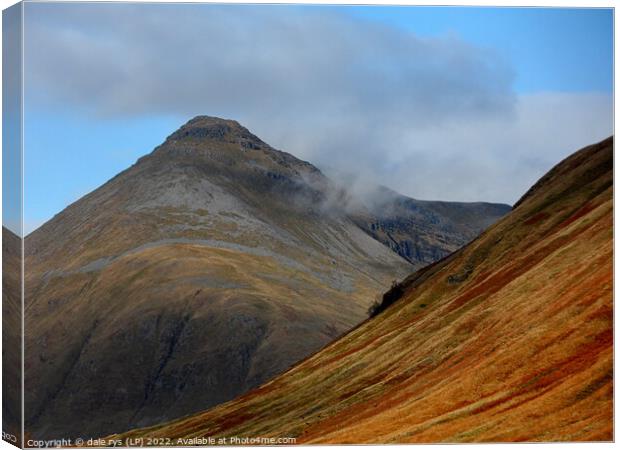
[350,185,510,264]
[23,116,509,440]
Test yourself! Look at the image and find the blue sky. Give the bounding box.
[351,6,613,93]
[11,4,614,235]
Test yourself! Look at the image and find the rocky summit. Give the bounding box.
[23,116,509,440]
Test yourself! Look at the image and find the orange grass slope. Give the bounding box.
[117,136,613,443]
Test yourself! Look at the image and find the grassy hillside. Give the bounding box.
[115,136,613,443]
[2,227,22,443]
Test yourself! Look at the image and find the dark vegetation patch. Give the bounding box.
[368,280,406,317]
[447,264,474,284]
[366,250,465,318]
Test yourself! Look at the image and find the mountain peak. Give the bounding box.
[185,115,242,129]
[165,115,267,150]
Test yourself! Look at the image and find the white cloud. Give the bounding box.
[360,92,613,204]
[24,4,612,206]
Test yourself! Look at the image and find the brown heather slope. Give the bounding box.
[115,136,613,443]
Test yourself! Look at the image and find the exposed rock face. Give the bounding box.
[117,137,612,443]
[352,186,510,264]
[23,116,508,440]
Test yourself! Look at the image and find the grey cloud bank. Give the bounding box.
[25,3,612,205]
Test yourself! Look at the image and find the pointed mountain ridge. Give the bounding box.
[145,115,323,185]
[23,116,415,440]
